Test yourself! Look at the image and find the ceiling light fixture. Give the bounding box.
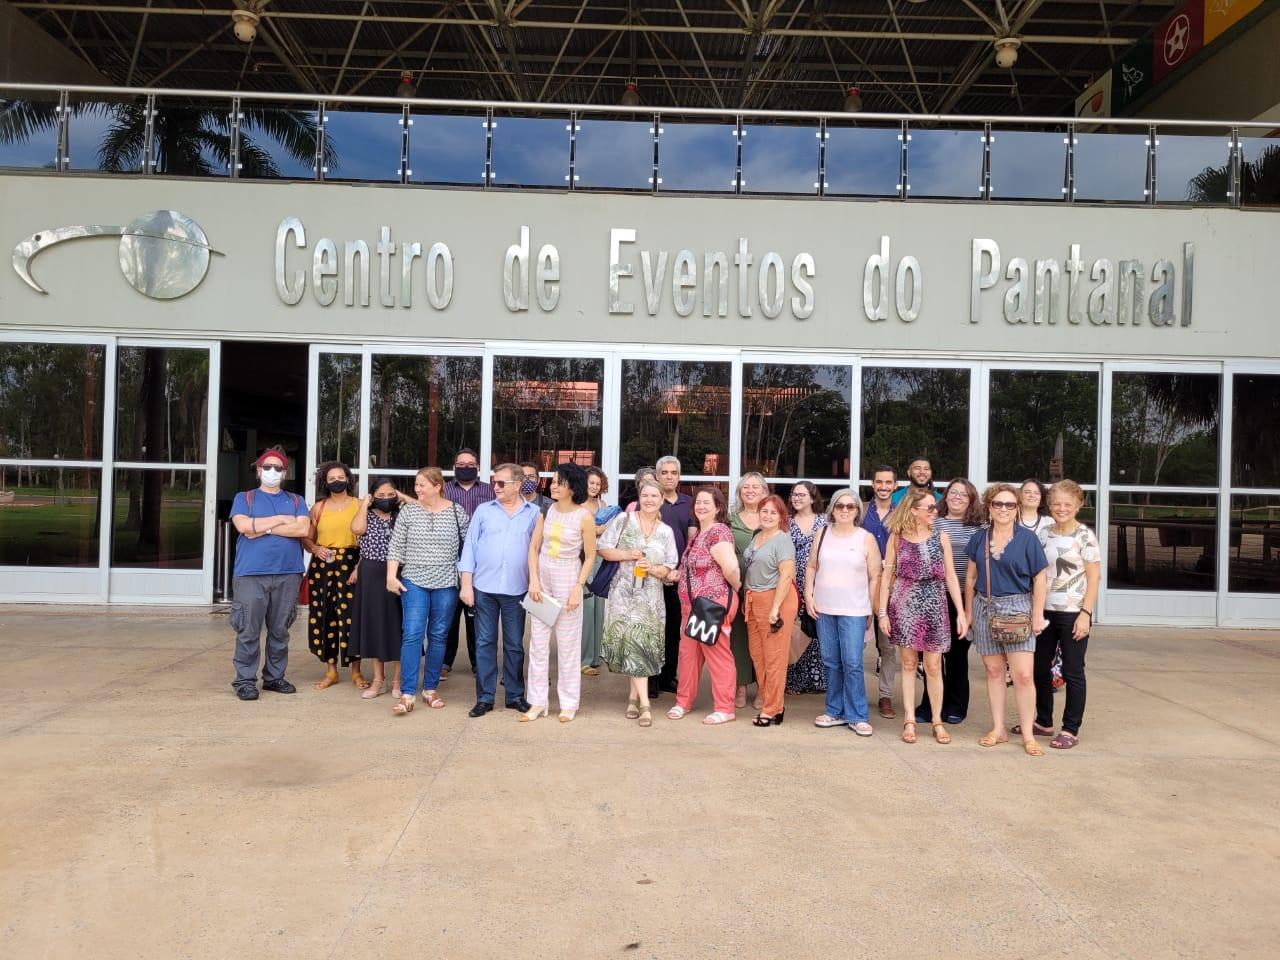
[231,9,260,44]
[842,85,863,113]
[396,70,416,98]
[994,37,1021,69]
[620,81,641,106]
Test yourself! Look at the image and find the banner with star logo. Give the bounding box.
[1203,0,1264,45]
[1154,1,1205,83]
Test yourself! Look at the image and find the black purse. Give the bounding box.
[683,539,733,646]
[586,560,620,598]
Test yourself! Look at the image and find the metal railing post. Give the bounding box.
[734,116,744,194]
[55,88,70,172]
[816,118,827,197]
[228,96,242,179]
[981,121,992,201]
[898,120,909,200]
[399,104,411,184]
[141,92,157,175]
[1065,123,1076,203]
[1145,123,1158,205]
[316,100,328,182]
[1229,126,1242,207]
[483,107,494,188]
[567,109,578,190]
[649,112,660,194]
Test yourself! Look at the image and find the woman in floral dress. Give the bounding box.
[786,481,827,695]
[598,477,678,728]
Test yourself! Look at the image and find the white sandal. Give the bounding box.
[391,694,415,716]
[667,705,687,720]
[702,711,736,725]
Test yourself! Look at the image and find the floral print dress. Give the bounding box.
[888,530,951,653]
[787,514,827,693]
[599,512,678,677]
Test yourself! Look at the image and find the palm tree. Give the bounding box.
[1188,144,1280,206]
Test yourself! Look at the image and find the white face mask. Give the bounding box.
[261,467,285,486]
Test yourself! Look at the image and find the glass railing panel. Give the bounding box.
[149,99,229,177]
[1156,130,1232,204]
[656,121,738,193]
[1237,136,1280,207]
[0,91,62,171]
[1073,131,1148,202]
[490,115,570,188]
[574,117,653,190]
[322,108,403,182]
[822,125,900,196]
[236,101,321,180]
[408,112,486,186]
[741,123,819,194]
[65,95,147,173]
[988,128,1067,201]
[906,127,984,199]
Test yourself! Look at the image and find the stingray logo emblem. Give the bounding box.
[12,210,222,300]
[1162,14,1191,67]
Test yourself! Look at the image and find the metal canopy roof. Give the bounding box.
[12,1,1176,117]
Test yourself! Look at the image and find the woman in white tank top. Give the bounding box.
[803,489,883,735]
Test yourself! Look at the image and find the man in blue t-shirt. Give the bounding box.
[890,456,943,507]
[227,446,312,700]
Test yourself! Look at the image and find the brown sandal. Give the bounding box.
[901,721,917,744]
[978,731,1009,747]
[932,722,951,744]
[314,670,340,690]
[350,668,370,690]
[1023,739,1046,757]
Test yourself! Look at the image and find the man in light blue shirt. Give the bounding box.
[459,462,540,717]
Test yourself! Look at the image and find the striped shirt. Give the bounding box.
[934,516,980,582]
[388,501,470,589]
[445,479,496,517]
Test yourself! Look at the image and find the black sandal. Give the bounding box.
[752,714,774,727]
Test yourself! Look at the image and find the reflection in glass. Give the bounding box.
[621,360,731,474]
[323,109,402,182]
[0,94,62,170]
[0,466,101,566]
[1228,495,1280,593]
[0,342,105,461]
[491,357,603,468]
[235,102,325,180]
[1110,373,1219,487]
[823,126,900,196]
[988,370,1098,484]
[861,367,968,481]
[575,118,653,189]
[907,128,983,198]
[147,103,228,176]
[66,98,139,172]
[318,354,362,466]
[369,354,482,471]
[409,113,486,185]
[741,124,818,194]
[490,115,569,187]
[1157,132,1231,203]
[1073,132,1148,202]
[988,129,1066,200]
[657,122,737,192]
[111,469,204,568]
[115,347,209,464]
[1108,492,1216,591]
[619,479,728,511]
[1232,374,1280,488]
[742,364,851,478]
[1235,139,1280,207]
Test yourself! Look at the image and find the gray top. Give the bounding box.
[387,501,470,590]
[743,531,796,591]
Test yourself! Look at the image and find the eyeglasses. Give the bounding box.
[946,491,969,499]
[919,503,938,513]
[492,480,509,489]
[991,500,1018,509]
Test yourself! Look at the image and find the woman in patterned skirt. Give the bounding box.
[786,481,827,696]
[350,477,404,700]
[598,477,678,728]
[878,488,967,745]
[303,461,364,690]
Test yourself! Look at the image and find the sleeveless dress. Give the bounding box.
[887,530,951,653]
[307,496,361,667]
[786,515,827,693]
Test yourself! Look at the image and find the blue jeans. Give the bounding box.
[473,589,526,705]
[399,582,459,697]
[818,613,870,724]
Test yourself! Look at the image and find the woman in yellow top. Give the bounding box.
[303,461,364,690]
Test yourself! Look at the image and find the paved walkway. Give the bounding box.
[2,607,1278,960]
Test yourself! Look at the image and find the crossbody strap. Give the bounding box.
[984,529,992,603]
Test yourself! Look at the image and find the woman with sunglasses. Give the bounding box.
[804,491,882,735]
[878,489,968,745]
[963,483,1050,756]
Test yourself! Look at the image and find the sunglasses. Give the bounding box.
[991,500,1018,509]
[260,462,286,471]
[492,479,510,489]
[833,502,858,512]
[919,503,938,513]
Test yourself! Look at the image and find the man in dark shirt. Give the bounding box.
[862,464,898,719]
[651,455,696,698]
[442,447,494,676]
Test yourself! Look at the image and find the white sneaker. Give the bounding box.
[814,714,843,728]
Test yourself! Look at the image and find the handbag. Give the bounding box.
[683,536,733,646]
[796,526,821,638]
[586,560,619,598]
[985,531,1032,645]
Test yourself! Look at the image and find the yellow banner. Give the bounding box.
[1203,0,1263,43]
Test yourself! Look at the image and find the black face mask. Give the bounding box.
[326,479,348,494]
[454,466,478,483]
[372,496,398,512]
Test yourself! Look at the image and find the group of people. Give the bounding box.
[228,447,1099,754]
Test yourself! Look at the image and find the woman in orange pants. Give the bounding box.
[743,494,798,726]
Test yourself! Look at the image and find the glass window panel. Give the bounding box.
[111,469,205,569]
[906,128,983,199]
[620,360,731,475]
[318,353,362,466]
[491,356,603,468]
[1232,373,1280,488]
[66,96,148,173]
[409,113,486,185]
[1237,137,1280,207]
[115,347,209,464]
[322,109,402,182]
[0,93,62,170]
[0,465,101,566]
[741,363,851,479]
[823,126,900,196]
[860,367,969,481]
[0,342,105,461]
[490,115,569,188]
[1073,132,1149,202]
[1109,372,1219,487]
[618,479,729,511]
[574,118,653,189]
[1229,495,1280,594]
[988,370,1098,485]
[237,102,322,180]
[657,122,737,193]
[741,124,819,194]
[149,101,229,177]
[988,129,1066,201]
[1157,131,1232,203]
[1108,492,1217,591]
[368,354,482,471]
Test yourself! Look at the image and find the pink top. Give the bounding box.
[812,526,874,617]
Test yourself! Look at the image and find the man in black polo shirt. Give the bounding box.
[650,455,696,699]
